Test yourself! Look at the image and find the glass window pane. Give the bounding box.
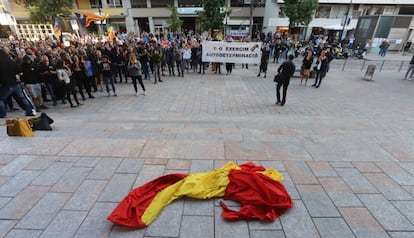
[90,0,102,8]
[131,0,147,8]
[178,0,202,7]
[375,16,393,38]
[152,0,174,8]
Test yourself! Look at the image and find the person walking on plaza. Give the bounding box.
[275,55,296,106]
[0,47,36,118]
[127,53,146,96]
[311,50,329,88]
[404,54,414,80]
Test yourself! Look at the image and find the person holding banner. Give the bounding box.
[276,55,296,106]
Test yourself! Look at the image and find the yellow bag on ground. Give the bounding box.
[6,118,34,137]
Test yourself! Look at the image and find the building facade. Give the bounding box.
[3,0,414,43]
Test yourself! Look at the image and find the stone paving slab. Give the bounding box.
[1,60,414,237]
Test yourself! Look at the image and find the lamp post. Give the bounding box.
[97,8,103,36]
[224,7,230,41]
[339,0,352,44]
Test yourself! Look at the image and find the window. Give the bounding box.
[375,16,392,38]
[231,0,244,7]
[178,0,202,7]
[230,0,264,7]
[315,6,331,18]
[131,0,147,8]
[107,0,122,8]
[90,0,102,8]
[151,0,174,8]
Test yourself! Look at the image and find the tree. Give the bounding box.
[284,0,318,36]
[16,0,73,24]
[198,0,226,34]
[166,6,183,33]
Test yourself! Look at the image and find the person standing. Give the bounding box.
[403,40,412,55]
[225,62,234,74]
[311,50,329,88]
[0,47,36,118]
[257,43,270,78]
[404,54,414,80]
[379,40,390,57]
[127,53,146,96]
[273,40,281,63]
[300,50,313,86]
[100,55,117,97]
[348,35,355,49]
[38,55,59,106]
[21,53,47,110]
[275,55,296,106]
[56,59,81,108]
[182,43,192,73]
[151,49,163,84]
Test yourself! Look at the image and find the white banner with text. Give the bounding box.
[202,41,262,64]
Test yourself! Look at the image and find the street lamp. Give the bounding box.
[224,7,230,41]
[339,0,352,44]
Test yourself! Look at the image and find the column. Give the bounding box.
[123,0,138,34]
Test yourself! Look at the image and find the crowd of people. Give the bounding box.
[0,32,213,118]
[1,29,396,117]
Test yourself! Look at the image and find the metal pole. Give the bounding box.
[339,0,351,43]
[98,8,103,36]
[398,61,404,72]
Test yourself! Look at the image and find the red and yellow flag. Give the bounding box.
[73,10,109,27]
[107,162,293,228]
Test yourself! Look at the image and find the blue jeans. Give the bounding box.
[103,75,116,93]
[0,84,34,117]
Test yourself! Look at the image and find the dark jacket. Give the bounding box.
[0,50,21,86]
[278,60,296,81]
[21,56,40,84]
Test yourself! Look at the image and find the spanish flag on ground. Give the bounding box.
[107,161,293,228]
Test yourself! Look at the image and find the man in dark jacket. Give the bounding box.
[404,54,414,80]
[276,54,296,106]
[0,47,36,118]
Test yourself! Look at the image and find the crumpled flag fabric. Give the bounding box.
[107,161,293,228]
[220,162,294,221]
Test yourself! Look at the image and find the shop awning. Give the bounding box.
[323,24,354,30]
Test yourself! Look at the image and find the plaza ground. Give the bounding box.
[0,54,414,237]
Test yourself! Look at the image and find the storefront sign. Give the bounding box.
[177,8,203,15]
[202,41,262,64]
[230,30,248,37]
[178,7,226,15]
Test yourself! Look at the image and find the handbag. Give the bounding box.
[5,118,34,137]
[28,112,54,131]
[273,74,281,83]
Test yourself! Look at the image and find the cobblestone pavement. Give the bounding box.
[1,55,414,238]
